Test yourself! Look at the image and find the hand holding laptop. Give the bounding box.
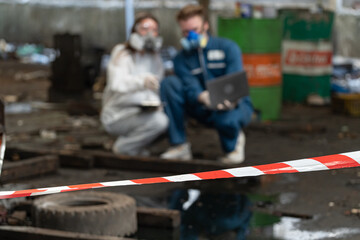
[216,99,237,110]
[198,91,236,110]
[198,91,211,107]
[199,71,249,111]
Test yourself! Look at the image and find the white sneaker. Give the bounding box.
[220,131,245,164]
[160,142,192,161]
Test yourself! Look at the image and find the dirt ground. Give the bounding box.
[1,61,360,239]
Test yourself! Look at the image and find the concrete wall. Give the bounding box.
[0,2,212,52]
[334,14,360,58]
[2,1,359,58]
[0,0,318,52]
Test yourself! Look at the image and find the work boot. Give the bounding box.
[160,142,192,160]
[219,131,245,164]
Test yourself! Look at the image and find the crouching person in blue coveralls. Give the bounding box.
[160,4,253,164]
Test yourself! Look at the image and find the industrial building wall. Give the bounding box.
[1,0,359,58]
[0,0,324,52]
[334,14,360,58]
[0,3,183,52]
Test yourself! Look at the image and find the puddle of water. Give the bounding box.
[278,192,297,205]
[4,101,66,114]
[134,190,300,240]
[167,189,275,240]
[273,217,360,240]
[136,189,360,240]
[5,102,33,114]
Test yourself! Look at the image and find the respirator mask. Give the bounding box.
[129,32,163,52]
[180,30,207,51]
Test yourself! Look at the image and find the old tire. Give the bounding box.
[32,191,137,237]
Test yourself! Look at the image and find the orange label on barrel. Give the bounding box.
[243,54,282,86]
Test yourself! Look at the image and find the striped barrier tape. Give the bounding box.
[0,150,359,199]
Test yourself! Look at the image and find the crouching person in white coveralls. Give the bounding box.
[101,12,168,156]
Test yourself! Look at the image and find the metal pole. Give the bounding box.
[336,0,342,12]
[125,0,135,40]
[0,99,5,176]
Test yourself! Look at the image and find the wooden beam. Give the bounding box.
[5,146,233,174]
[137,207,181,229]
[91,150,229,174]
[1,155,58,183]
[57,150,94,169]
[5,147,94,169]
[0,226,134,240]
[5,146,54,159]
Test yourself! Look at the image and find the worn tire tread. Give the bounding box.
[33,191,137,237]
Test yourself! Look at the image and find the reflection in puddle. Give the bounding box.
[169,189,253,240]
[278,192,297,205]
[167,189,360,240]
[273,217,360,240]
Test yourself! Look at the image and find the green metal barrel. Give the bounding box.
[218,18,282,54]
[281,9,334,103]
[218,17,283,121]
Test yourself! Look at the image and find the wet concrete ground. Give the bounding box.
[1,61,360,239]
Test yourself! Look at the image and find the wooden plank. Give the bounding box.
[91,150,229,174]
[136,227,180,240]
[137,207,181,229]
[5,146,52,160]
[5,147,233,174]
[57,150,94,169]
[0,155,58,183]
[5,147,94,169]
[0,226,134,240]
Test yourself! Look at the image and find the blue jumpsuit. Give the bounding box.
[160,36,253,153]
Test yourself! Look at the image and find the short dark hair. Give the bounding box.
[176,4,206,22]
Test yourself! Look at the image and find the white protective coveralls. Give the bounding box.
[101,44,168,155]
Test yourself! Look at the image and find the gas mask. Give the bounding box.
[180,30,207,51]
[129,32,163,52]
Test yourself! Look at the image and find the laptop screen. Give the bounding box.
[205,71,249,109]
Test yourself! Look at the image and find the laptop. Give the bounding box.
[206,71,249,110]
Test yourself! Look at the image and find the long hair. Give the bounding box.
[125,12,159,52]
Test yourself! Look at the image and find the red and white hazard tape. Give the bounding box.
[0,151,359,199]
